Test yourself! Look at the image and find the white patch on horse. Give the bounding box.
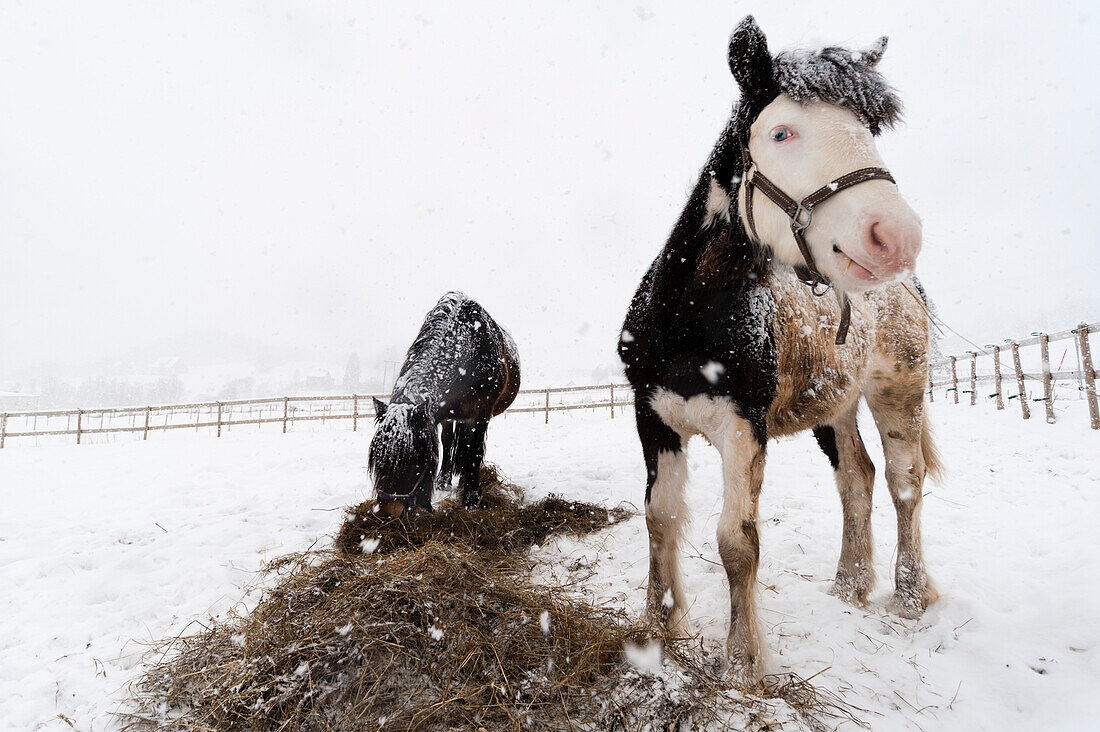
[705,177,731,226]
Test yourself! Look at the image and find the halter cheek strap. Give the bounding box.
[739,138,895,345]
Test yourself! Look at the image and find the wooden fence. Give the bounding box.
[0,383,635,448]
[929,321,1099,429]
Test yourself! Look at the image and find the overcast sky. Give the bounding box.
[2,1,1097,385]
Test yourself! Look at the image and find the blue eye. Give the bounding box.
[771,127,792,142]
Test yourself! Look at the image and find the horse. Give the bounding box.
[618,16,942,684]
[369,292,520,518]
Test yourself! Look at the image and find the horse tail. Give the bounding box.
[921,416,945,485]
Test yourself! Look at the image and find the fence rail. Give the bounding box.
[928,321,1098,429]
[0,383,635,448]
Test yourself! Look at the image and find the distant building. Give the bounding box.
[0,391,40,411]
[304,370,334,391]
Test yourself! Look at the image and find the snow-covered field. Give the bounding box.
[2,401,1097,730]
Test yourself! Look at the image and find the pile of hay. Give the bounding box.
[335,465,631,556]
[124,466,855,731]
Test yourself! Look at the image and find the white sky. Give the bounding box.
[2,1,1097,384]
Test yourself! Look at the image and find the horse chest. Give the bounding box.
[765,277,873,436]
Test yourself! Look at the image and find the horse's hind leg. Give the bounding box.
[436,420,456,491]
[455,418,489,508]
[867,386,938,618]
[636,398,689,634]
[813,402,877,606]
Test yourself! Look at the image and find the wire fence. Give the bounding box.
[0,383,635,448]
[928,321,1099,429]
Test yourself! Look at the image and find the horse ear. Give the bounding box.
[728,15,773,93]
[372,397,388,420]
[863,36,888,66]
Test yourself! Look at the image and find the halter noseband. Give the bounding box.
[374,463,433,509]
[739,138,895,345]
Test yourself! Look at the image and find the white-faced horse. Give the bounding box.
[618,16,942,684]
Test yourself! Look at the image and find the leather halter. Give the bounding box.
[375,463,432,508]
[739,138,895,345]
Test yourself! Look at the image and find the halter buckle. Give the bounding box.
[791,200,814,233]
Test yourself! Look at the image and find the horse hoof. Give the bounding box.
[888,584,938,619]
[721,651,764,689]
[830,572,872,607]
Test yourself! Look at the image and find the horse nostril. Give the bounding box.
[869,222,888,250]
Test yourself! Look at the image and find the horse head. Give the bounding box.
[368,398,438,518]
[726,15,922,294]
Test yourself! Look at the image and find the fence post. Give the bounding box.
[352,395,359,432]
[544,389,550,425]
[993,346,1004,410]
[950,356,958,404]
[143,407,151,440]
[928,373,934,402]
[282,397,289,433]
[1077,324,1099,430]
[610,384,615,419]
[1010,341,1030,420]
[1039,334,1055,424]
[216,402,223,437]
[969,352,977,406]
[76,409,83,445]
[0,413,7,449]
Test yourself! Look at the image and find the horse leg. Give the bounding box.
[713,414,767,684]
[637,400,689,634]
[435,420,455,491]
[456,418,489,509]
[813,403,877,606]
[867,389,938,618]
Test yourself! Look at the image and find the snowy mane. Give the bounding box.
[772,42,902,135]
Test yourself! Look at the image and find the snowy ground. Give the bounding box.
[1,400,1097,730]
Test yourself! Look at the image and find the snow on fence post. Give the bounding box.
[1039,334,1055,424]
[544,389,550,425]
[282,397,289,433]
[950,356,959,404]
[0,413,7,449]
[610,384,615,419]
[216,402,223,437]
[143,407,151,440]
[928,374,934,402]
[1010,341,1030,420]
[76,409,83,445]
[352,395,359,432]
[969,352,977,406]
[993,346,1004,410]
[1077,323,1099,430]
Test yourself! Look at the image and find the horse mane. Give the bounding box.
[772,44,902,135]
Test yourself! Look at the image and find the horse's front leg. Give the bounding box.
[637,401,689,634]
[456,418,489,508]
[714,414,767,685]
[435,420,455,492]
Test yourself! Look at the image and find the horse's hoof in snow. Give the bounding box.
[830,572,872,607]
[888,584,939,619]
[721,650,764,689]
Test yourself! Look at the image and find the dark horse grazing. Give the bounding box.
[619,17,942,683]
[370,292,520,518]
